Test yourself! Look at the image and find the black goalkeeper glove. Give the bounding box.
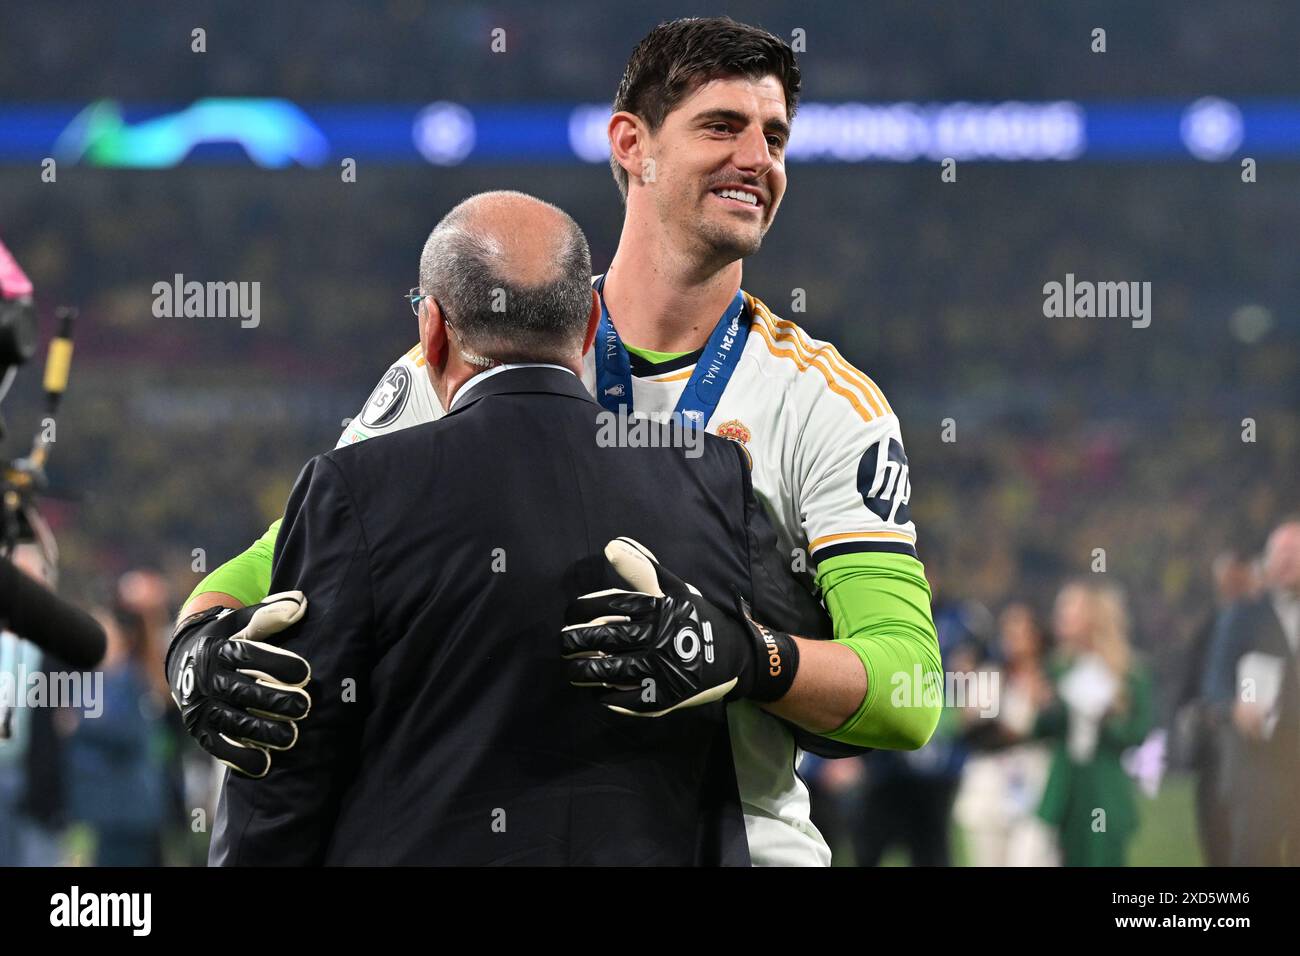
[165,592,312,778]
[561,537,799,716]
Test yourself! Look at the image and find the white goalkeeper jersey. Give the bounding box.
[338,288,918,867]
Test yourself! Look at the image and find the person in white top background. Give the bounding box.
[954,602,1059,866]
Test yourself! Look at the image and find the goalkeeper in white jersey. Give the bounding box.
[168,16,942,867]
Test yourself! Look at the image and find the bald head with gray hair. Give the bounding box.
[418,191,593,365]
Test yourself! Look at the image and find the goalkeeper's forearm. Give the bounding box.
[182,518,281,617]
[763,551,942,751]
[761,637,869,734]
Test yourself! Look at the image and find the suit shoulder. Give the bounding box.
[680,434,755,515]
[324,416,451,487]
[698,432,753,476]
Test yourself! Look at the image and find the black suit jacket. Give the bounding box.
[1203,595,1300,818]
[211,367,830,866]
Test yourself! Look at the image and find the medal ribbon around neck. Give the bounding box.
[592,273,749,429]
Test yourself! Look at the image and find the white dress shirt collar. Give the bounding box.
[448,362,577,411]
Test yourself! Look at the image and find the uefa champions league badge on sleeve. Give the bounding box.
[361,366,412,429]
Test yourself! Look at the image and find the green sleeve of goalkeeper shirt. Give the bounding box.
[185,518,281,609]
[813,551,943,750]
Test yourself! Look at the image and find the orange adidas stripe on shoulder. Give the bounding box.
[757,300,891,414]
[761,319,886,418]
[404,343,427,368]
[746,298,884,420]
[751,320,879,423]
[749,298,892,416]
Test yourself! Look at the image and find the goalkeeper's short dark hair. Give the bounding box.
[609,16,801,202]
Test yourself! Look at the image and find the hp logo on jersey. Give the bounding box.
[858,438,912,525]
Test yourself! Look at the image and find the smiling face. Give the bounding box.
[632,73,790,265]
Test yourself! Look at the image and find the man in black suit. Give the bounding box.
[1170,549,1256,866]
[206,191,827,865]
[1203,519,1300,865]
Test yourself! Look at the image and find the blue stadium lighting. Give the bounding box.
[1,97,1297,166]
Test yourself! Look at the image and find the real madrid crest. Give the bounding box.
[716,418,752,444]
[716,418,753,468]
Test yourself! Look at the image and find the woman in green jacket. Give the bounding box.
[1035,579,1154,866]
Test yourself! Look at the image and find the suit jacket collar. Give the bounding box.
[444,365,594,417]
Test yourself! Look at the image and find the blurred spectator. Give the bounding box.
[852,582,988,866]
[115,570,172,688]
[113,568,216,864]
[1035,580,1154,866]
[64,608,168,866]
[0,545,66,866]
[801,752,867,864]
[1202,520,1300,865]
[954,602,1058,866]
[855,746,960,867]
[1170,549,1258,865]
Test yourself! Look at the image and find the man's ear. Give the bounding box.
[581,288,601,356]
[420,298,449,367]
[608,111,647,189]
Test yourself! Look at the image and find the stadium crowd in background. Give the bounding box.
[4,1,1298,102]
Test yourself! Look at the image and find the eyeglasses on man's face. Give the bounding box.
[405,287,429,318]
